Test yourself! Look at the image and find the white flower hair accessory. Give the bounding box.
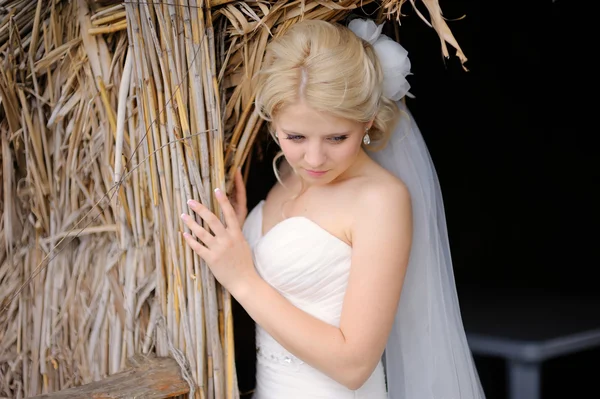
[348,19,413,101]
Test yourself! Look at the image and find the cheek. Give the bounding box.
[331,141,362,164]
[279,141,301,163]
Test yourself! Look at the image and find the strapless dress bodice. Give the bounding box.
[242,200,387,399]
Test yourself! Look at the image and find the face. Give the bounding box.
[273,101,370,185]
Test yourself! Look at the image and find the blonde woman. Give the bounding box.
[182,18,485,399]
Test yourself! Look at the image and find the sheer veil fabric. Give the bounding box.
[349,19,486,399]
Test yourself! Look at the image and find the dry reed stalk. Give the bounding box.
[381,0,468,69]
[1,0,466,398]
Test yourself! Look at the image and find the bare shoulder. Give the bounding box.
[352,165,411,215]
[348,166,412,242]
[361,174,409,209]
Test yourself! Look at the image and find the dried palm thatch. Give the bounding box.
[0,0,466,398]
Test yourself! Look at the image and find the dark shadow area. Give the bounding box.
[234,139,279,398]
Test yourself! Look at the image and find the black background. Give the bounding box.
[235,1,599,397]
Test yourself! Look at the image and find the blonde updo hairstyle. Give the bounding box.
[255,19,400,152]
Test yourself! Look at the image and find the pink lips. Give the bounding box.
[305,169,328,177]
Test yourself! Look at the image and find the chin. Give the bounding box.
[301,170,341,185]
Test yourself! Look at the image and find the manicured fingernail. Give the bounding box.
[183,232,190,238]
[187,199,197,207]
[214,188,223,197]
[181,213,187,220]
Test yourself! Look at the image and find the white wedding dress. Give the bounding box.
[242,200,388,399]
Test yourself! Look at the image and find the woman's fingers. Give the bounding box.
[186,199,226,236]
[181,213,215,247]
[182,232,210,259]
[214,188,240,231]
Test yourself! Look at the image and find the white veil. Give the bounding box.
[349,19,486,399]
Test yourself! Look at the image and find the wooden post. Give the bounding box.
[28,355,190,399]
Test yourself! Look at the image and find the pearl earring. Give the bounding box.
[363,129,371,145]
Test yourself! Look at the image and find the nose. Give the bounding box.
[304,142,326,168]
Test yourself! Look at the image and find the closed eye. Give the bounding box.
[284,134,305,142]
[283,134,349,143]
[327,135,349,143]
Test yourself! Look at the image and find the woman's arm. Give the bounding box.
[183,182,412,390]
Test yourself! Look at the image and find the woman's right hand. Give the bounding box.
[230,168,248,226]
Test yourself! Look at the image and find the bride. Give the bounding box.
[181,18,485,399]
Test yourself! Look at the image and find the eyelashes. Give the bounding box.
[284,134,349,143]
[284,134,304,141]
[328,135,349,143]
